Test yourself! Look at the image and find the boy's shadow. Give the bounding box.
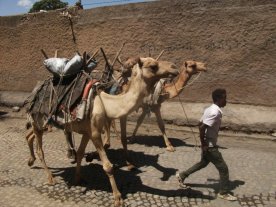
[187,178,245,193]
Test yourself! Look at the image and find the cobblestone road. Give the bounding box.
[0,110,275,207]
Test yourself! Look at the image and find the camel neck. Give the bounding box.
[163,69,191,99]
[97,72,148,119]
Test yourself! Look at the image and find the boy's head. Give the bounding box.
[212,88,227,107]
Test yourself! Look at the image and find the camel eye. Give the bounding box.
[151,65,158,72]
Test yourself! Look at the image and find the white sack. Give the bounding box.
[44,58,69,77]
[63,54,83,76]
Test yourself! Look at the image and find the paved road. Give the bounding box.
[0,109,276,207]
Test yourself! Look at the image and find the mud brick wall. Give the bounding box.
[0,0,275,106]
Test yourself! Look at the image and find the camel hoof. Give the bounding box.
[114,198,124,207]
[127,163,137,171]
[128,136,136,144]
[67,149,76,160]
[85,152,96,163]
[28,157,36,166]
[104,143,110,150]
[47,177,56,185]
[166,146,175,152]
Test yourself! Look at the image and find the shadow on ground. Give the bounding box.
[41,148,216,200]
[127,135,195,148]
[187,179,245,194]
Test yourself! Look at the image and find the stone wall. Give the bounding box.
[0,0,275,106]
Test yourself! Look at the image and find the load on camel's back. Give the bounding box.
[24,48,179,207]
[24,50,100,162]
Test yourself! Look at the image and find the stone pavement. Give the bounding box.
[0,110,276,207]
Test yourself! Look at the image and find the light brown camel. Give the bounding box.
[24,58,137,166]
[131,60,207,151]
[102,60,206,170]
[27,57,178,207]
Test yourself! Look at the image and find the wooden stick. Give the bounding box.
[54,50,58,58]
[40,49,48,59]
[111,42,126,67]
[100,47,110,68]
[86,48,99,66]
[156,50,165,60]
[116,55,124,66]
[82,51,87,67]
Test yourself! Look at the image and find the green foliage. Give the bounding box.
[29,0,68,13]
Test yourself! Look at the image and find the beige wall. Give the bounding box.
[0,0,275,106]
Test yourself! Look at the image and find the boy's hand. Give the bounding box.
[201,145,208,152]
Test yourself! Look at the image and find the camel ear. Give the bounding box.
[184,61,187,68]
[138,58,143,68]
[191,61,197,69]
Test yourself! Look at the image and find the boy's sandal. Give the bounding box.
[217,193,238,201]
[176,173,188,188]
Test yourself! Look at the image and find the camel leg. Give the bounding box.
[103,120,121,148]
[120,116,136,170]
[64,131,76,160]
[91,121,123,207]
[103,119,111,149]
[47,125,53,132]
[75,134,89,184]
[111,120,121,140]
[132,108,147,137]
[33,127,56,185]
[25,130,36,166]
[152,106,175,152]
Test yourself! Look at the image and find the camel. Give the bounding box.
[27,57,179,207]
[24,58,135,165]
[102,60,206,170]
[130,60,207,151]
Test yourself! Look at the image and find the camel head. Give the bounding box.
[183,60,207,75]
[131,57,179,81]
[121,57,140,77]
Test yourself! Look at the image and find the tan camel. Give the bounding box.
[102,60,206,170]
[131,60,207,151]
[28,57,178,207]
[24,59,135,166]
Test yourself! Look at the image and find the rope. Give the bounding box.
[175,94,199,151]
[160,72,202,96]
[171,74,202,150]
[186,72,202,87]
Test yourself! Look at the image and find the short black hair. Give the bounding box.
[212,88,226,102]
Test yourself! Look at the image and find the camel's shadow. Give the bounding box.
[85,149,177,181]
[127,135,195,148]
[127,135,229,150]
[47,149,215,200]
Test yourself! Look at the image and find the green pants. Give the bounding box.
[179,147,229,194]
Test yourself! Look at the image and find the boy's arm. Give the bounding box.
[198,122,208,151]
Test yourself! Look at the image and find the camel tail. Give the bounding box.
[26,121,32,129]
[25,114,33,129]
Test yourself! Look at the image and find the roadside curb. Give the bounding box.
[0,91,29,107]
[1,90,276,135]
[126,121,276,142]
